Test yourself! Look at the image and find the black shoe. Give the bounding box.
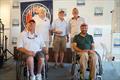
[53,63,58,69]
[59,64,64,68]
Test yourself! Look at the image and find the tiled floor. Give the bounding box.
[102,61,120,80]
[0,59,120,80]
[0,59,16,80]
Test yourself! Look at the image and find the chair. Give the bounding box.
[15,48,48,80]
[70,51,103,80]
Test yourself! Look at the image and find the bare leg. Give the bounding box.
[37,58,45,74]
[36,58,45,80]
[60,51,64,64]
[54,53,59,65]
[26,56,34,76]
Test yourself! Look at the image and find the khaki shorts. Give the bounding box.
[53,36,66,53]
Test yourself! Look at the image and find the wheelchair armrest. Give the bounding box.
[76,54,80,61]
[14,47,26,62]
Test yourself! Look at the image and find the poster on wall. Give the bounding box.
[112,33,120,47]
[94,7,103,16]
[112,33,120,54]
[12,18,19,26]
[12,37,17,44]
[77,0,85,6]
[13,0,19,8]
[20,0,53,31]
[93,28,102,37]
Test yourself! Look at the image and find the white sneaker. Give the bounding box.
[30,75,35,80]
[36,74,42,80]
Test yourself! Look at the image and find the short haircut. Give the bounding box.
[72,8,79,13]
[59,10,65,14]
[73,8,78,11]
[80,23,88,27]
[28,19,35,23]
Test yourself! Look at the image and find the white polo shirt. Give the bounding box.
[69,16,85,38]
[52,18,68,36]
[32,15,50,41]
[17,31,46,53]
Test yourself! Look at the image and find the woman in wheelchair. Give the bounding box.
[72,23,96,80]
[17,19,49,80]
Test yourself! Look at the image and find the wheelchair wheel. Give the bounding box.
[71,63,80,80]
[96,75,102,80]
[16,60,30,80]
[71,63,75,75]
[96,51,103,76]
[95,52,103,80]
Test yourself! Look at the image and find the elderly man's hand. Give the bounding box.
[42,47,47,53]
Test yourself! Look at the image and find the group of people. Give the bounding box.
[17,8,96,80]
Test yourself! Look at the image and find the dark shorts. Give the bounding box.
[34,51,44,60]
[21,51,44,61]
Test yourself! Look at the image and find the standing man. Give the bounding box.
[17,20,48,80]
[51,10,69,68]
[69,8,85,42]
[72,23,96,80]
[33,7,50,58]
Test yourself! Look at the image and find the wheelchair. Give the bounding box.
[70,51,103,80]
[15,49,48,80]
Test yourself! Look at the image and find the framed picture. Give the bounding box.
[12,37,17,44]
[112,33,120,47]
[94,7,103,16]
[20,1,53,31]
[94,28,102,37]
[12,0,19,8]
[77,0,85,6]
[12,18,19,26]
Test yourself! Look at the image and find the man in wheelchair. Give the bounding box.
[17,20,48,80]
[72,23,96,80]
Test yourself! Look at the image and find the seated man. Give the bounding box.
[17,20,48,80]
[72,23,96,80]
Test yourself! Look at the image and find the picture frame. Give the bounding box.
[94,7,103,16]
[12,37,17,44]
[94,28,102,37]
[12,18,19,26]
[77,0,85,6]
[12,0,19,8]
[112,33,120,47]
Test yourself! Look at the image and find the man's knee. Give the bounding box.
[79,52,88,61]
[79,52,88,65]
[89,53,96,62]
[38,58,45,65]
[34,51,45,65]
[26,56,34,63]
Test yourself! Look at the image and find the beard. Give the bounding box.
[81,30,87,34]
